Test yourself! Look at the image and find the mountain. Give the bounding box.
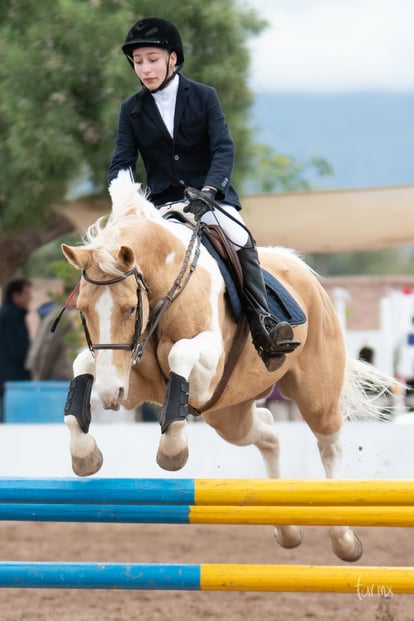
[249,92,414,190]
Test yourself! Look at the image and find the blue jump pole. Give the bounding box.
[0,562,201,590]
[0,503,191,523]
[0,478,195,505]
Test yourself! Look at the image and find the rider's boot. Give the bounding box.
[237,244,300,372]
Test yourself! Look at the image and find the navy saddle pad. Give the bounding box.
[201,235,306,326]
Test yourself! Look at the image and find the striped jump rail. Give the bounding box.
[1,478,414,505]
[1,562,413,593]
[1,478,414,593]
[0,503,413,527]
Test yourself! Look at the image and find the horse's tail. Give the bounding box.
[340,357,399,421]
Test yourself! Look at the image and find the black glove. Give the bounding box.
[183,187,217,221]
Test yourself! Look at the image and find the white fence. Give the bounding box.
[1,420,413,479]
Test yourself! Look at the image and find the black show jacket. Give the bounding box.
[108,74,241,208]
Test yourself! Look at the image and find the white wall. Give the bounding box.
[1,421,413,479]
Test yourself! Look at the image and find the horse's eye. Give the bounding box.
[127,306,137,318]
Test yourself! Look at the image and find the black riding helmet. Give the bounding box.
[122,17,184,69]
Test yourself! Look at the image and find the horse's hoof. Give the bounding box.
[331,531,363,563]
[71,448,103,477]
[274,525,303,549]
[156,447,189,471]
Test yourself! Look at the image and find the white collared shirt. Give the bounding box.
[151,74,179,138]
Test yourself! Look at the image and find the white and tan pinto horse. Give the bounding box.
[62,170,392,562]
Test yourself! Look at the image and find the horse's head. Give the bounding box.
[62,242,150,410]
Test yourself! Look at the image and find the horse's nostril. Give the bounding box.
[118,387,125,403]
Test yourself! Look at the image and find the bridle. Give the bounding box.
[79,220,203,365]
[80,267,150,360]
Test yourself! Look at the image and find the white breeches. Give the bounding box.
[200,203,250,249]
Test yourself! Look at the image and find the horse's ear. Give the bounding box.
[116,245,136,270]
[61,244,92,270]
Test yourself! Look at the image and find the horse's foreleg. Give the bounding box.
[156,332,222,472]
[315,430,363,562]
[64,350,103,477]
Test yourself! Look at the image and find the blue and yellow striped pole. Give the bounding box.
[1,478,414,506]
[0,503,413,526]
[0,562,413,593]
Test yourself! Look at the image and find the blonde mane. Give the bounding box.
[76,170,164,275]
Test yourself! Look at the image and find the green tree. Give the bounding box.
[0,0,266,285]
[246,144,333,193]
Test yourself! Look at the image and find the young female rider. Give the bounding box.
[108,17,300,371]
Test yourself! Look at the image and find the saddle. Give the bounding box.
[201,225,306,326]
[161,206,306,414]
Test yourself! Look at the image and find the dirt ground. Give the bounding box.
[0,521,412,621]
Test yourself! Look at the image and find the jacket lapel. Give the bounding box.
[173,75,190,136]
[146,95,172,140]
[132,89,172,140]
[131,75,190,140]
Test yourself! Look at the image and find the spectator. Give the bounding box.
[358,345,375,365]
[358,344,393,420]
[0,278,32,421]
[26,287,79,382]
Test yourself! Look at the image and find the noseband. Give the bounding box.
[80,267,150,359]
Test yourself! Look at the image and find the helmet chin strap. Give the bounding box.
[144,52,179,94]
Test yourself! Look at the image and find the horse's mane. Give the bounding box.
[80,170,164,275]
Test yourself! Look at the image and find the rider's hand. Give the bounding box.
[183,187,217,221]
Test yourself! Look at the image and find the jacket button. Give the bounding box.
[174,154,180,160]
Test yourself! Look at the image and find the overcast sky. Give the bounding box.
[246,0,414,92]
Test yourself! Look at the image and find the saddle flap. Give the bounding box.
[201,224,243,291]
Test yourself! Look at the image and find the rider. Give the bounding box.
[108,17,300,372]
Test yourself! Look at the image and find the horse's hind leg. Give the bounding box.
[205,403,303,550]
[315,430,362,562]
[280,379,363,561]
[64,350,103,477]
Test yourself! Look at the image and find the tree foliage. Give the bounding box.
[246,144,334,193]
[0,0,266,284]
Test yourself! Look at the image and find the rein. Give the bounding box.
[132,220,203,364]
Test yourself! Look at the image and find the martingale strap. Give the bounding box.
[198,314,249,413]
[132,220,204,364]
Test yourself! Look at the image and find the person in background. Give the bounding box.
[358,345,375,365]
[0,278,32,421]
[108,17,300,373]
[358,344,393,420]
[26,287,78,382]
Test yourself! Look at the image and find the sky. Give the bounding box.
[246,0,414,93]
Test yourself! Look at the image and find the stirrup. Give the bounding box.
[254,320,300,372]
[264,320,301,355]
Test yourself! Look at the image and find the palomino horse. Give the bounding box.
[62,170,392,562]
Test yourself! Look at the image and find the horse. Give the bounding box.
[61,169,393,563]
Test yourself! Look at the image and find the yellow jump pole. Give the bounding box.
[189,505,414,527]
[195,479,414,506]
[200,564,414,593]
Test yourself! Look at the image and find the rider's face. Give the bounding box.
[131,47,177,91]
